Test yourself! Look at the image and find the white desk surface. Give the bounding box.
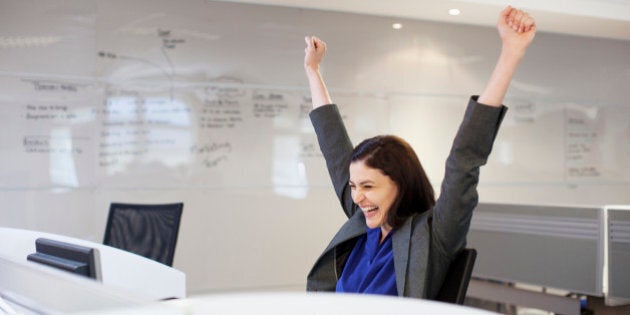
[84,292,499,315]
[0,254,151,314]
[0,227,185,300]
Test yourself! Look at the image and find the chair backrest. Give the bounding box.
[435,248,477,305]
[103,202,183,267]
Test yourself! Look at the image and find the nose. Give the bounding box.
[352,188,364,204]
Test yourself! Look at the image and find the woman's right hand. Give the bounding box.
[303,36,332,109]
[304,36,327,72]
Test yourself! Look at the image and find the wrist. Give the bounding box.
[499,46,526,66]
[501,43,527,59]
[305,67,324,83]
[304,64,320,74]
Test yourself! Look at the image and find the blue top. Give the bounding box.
[335,227,397,296]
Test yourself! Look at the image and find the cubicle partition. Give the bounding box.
[606,206,630,304]
[465,203,630,314]
[468,203,604,295]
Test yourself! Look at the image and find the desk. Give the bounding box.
[0,227,185,300]
[0,255,150,314]
[86,292,500,315]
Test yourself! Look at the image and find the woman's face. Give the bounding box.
[349,160,399,230]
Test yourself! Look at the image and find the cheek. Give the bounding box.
[383,191,398,211]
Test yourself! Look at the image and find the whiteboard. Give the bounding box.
[0,75,390,190]
[1,0,630,295]
[390,95,630,189]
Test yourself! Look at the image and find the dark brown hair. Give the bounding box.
[351,135,435,229]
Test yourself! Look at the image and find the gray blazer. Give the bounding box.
[306,96,507,299]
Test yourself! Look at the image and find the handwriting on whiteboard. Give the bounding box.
[565,110,600,178]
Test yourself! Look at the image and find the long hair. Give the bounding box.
[351,135,435,229]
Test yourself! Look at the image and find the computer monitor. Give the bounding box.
[27,238,98,279]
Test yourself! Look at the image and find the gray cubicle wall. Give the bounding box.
[468,203,604,296]
[607,207,630,301]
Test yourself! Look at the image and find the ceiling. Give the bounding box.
[211,0,630,41]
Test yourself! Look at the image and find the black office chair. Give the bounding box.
[435,248,477,305]
[103,202,183,267]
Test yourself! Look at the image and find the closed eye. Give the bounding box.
[349,183,373,190]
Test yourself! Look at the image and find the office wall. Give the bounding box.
[1,0,629,294]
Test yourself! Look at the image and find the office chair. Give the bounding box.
[103,202,183,267]
[434,248,477,305]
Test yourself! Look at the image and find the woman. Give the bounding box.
[303,6,536,299]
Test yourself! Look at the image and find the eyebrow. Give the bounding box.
[349,180,375,185]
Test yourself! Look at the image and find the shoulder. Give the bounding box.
[408,209,433,233]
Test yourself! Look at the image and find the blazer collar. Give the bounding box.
[324,211,367,253]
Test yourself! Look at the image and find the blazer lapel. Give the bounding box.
[323,211,366,253]
[392,217,413,296]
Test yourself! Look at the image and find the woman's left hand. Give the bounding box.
[498,6,536,56]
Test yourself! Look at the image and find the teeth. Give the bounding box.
[363,207,377,212]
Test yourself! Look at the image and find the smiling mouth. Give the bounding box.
[362,207,378,213]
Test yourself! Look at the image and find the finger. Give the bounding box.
[500,6,513,28]
[507,8,516,23]
[304,36,313,51]
[522,16,535,29]
[524,23,536,34]
[514,10,524,23]
[313,37,324,50]
[319,39,326,51]
[516,13,532,33]
[516,12,527,33]
[514,11,525,31]
[501,5,512,20]
[508,9,522,28]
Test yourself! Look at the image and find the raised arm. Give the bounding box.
[304,36,333,109]
[478,6,536,106]
[429,7,535,269]
[305,36,357,218]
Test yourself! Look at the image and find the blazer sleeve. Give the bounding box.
[432,96,507,258]
[310,104,358,218]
